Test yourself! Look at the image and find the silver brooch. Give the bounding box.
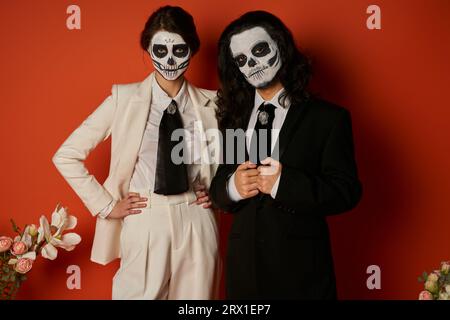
[167,102,177,115]
[258,111,269,125]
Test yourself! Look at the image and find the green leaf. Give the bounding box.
[10,218,21,234]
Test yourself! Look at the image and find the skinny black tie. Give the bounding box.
[249,103,276,165]
[153,100,189,195]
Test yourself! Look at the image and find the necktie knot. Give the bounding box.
[258,102,276,113]
[257,103,276,126]
[166,100,178,115]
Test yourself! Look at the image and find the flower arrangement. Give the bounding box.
[0,204,81,300]
[418,261,450,300]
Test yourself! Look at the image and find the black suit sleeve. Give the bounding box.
[275,109,362,217]
[209,163,249,213]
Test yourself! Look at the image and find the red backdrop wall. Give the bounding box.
[0,0,449,299]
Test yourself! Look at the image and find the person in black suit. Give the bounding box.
[210,11,363,299]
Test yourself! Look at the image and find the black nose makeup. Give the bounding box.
[248,58,257,68]
[167,57,175,66]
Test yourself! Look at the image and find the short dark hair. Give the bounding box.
[140,6,200,56]
[217,11,311,130]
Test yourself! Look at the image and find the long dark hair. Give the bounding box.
[217,11,311,130]
[140,6,200,56]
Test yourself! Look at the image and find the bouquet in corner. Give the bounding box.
[0,204,81,300]
[418,261,450,300]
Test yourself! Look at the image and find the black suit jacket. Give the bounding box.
[210,97,362,299]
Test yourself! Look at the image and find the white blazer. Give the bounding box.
[53,72,219,265]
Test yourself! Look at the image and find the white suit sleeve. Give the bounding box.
[97,200,117,219]
[52,85,118,216]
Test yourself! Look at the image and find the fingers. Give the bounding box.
[123,193,147,216]
[239,175,258,185]
[247,176,258,184]
[196,195,209,204]
[258,158,281,176]
[256,176,274,194]
[127,192,140,198]
[237,168,258,187]
[202,201,212,209]
[195,191,206,198]
[245,183,259,191]
[236,163,260,198]
[260,157,278,166]
[126,209,142,215]
[195,188,210,207]
[258,165,277,176]
[128,195,148,204]
[257,175,270,185]
[194,184,206,192]
[241,169,259,177]
[125,200,147,216]
[127,202,147,210]
[240,183,259,198]
[237,161,257,171]
[244,189,259,198]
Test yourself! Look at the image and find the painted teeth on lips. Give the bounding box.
[249,66,268,77]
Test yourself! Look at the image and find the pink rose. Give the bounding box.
[419,290,433,300]
[11,241,28,256]
[14,258,33,274]
[0,236,13,252]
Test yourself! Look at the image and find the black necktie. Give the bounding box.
[154,100,189,195]
[249,103,276,165]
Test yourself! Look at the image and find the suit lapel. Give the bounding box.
[116,73,154,194]
[186,83,217,187]
[273,101,308,161]
[243,95,307,163]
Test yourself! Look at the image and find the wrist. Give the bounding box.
[97,200,116,219]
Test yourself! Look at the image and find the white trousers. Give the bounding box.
[112,190,220,300]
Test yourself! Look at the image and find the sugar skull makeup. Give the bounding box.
[149,31,191,81]
[230,26,282,88]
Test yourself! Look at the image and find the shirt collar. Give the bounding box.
[152,78,189,113]
[254,87,290,110]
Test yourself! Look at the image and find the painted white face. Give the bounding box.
[230,26,282,88]
[149,31,191,80]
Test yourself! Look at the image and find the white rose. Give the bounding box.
[439,292,449,300]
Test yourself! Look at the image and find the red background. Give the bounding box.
[0,0,449,299]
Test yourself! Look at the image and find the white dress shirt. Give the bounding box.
[227,87,290,202]
[98,79,201,218]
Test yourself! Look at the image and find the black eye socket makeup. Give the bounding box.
[173,44,189,58]
[153,44,168,58]
[251,41,271,57]
[235,54,247,67]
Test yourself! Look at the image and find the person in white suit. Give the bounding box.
[53,6,220,299]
